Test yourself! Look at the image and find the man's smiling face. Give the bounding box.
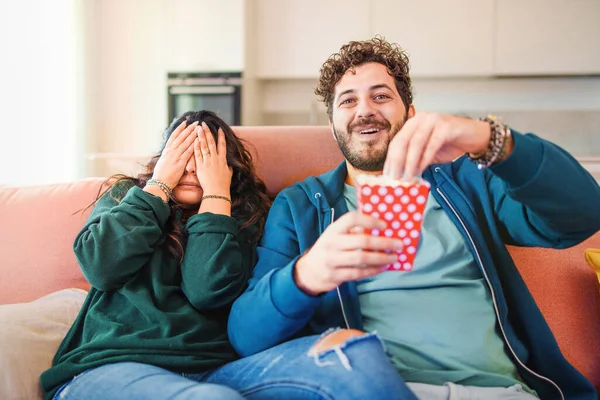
[331,62,409,172]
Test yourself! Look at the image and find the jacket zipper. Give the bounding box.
[434,170,564,400]
[336,287,350,329]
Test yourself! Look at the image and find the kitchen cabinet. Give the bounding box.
[254,0,371,78]
[370,0,495,77]
[164,0,245,72]
[495,0,600,75]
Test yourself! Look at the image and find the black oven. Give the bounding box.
[167,72,242,126]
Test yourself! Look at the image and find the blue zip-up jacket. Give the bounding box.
[229,131,600,400]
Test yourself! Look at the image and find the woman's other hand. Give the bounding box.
[152,120,199,188]
[195,122,233,214]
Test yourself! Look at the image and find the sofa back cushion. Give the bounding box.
[508,238,600,387]
[0,178,104,304]
[235,126,344,197]
[0,126,342,305]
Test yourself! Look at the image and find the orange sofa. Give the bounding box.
[1,126,599,399]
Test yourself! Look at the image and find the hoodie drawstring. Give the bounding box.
[314,193,323,235]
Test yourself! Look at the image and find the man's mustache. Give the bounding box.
[348,118,391,132]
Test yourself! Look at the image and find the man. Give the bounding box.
[220,37,600,399]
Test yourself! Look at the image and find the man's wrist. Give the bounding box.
[496,132,514,162]
[469,120,493,156]
[467,115,511,169]
[293,256,321,297]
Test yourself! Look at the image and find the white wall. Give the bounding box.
[0,0,85,185]
[86,0,245,178]
[260,76,600,155]
[164,0,245,72]
[1,0,598,183]
[88,0,168,157]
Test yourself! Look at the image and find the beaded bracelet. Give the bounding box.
[147,178,173,200]
[202,195,232,204]
[468,115,511,170]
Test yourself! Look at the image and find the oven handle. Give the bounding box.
[169,86,236,95]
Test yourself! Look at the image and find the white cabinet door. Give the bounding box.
[371,0,495,77]
[164,0,245,72]
[255,0,371,78]
[495,0,600,75]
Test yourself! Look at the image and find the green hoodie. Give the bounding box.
[41,181,257,400]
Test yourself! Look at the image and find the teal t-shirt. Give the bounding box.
[343,184,532,392]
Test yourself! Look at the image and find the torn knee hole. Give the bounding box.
[308,329,366,356]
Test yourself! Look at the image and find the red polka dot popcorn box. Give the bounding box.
[355,174,430,271]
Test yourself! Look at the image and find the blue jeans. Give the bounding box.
[54,332,416,400]
[205,332,417,400]
[53,363,242,400]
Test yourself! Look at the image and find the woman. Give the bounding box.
[41,111,270,400]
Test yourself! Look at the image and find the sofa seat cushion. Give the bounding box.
[0,288,87,400]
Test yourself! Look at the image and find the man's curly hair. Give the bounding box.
[315,36,413,119]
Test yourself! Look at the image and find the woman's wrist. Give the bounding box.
[148,177,175,192]
[202,194,232,203]
[198,197,231,215]
[143,184,169,203]
[201,186,230,197]
[198,187,230,214]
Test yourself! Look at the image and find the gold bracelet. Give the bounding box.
[202,195,232,204]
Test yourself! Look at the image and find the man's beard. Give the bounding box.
[333,117,403,172]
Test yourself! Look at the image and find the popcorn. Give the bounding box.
[355,174,430,271]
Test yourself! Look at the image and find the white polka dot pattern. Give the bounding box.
[356,179,430,271]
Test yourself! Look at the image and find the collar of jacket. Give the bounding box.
[298,160,457,209]
[298,161,348,211]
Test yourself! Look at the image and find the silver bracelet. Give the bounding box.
[147,178,173,200]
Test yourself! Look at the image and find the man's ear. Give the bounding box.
[329,120,335,140]
[407,104,416,119]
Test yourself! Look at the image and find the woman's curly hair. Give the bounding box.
[315,36,413,119]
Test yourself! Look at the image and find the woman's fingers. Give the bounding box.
[202,122,219,156]
[217,128,227,159]
[181,138,196,161]
[170,121,198,150]
[164,120,188,148]
[175,126,199,158]
[197,127,210,159]
[193,136,203,164]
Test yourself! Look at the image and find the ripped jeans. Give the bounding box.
[53,331,416,400]
[205,330,417,400]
